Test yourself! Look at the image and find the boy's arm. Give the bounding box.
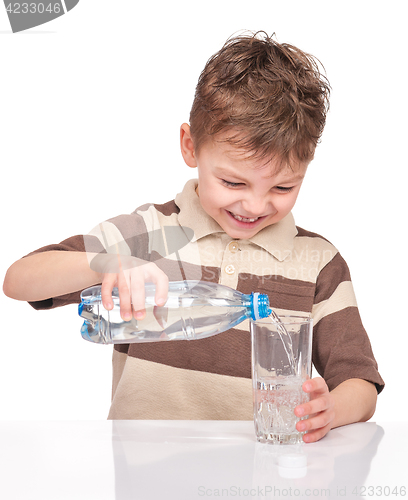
[302,244,384,443]
[3,250,169,320]
[295,377,377,443]
[330,378,377,426]
[3,251,102,302]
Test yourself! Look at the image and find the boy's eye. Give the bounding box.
[275,186,294,193]
[222,179,243,187]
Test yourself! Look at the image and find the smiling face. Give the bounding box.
[180,124,308,239]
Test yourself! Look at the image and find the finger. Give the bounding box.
[138,262,169,307]
[302,422,332,443]
[152,270,169,307]
[101,274,117,310]
[295,393,330,418]
[129,271,146,320]
[302,377,327,396]
[297,405,334,433]
[117,272,132,321]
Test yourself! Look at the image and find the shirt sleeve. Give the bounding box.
[311,252,385,394]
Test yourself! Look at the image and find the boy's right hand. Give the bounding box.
[95,255,169,321]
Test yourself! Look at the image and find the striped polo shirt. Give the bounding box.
[28,179,384,419]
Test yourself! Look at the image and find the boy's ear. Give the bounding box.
[180,123,197,168]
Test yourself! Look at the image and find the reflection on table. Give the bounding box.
[0,420,405,500]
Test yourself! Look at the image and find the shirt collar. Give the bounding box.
[249,214,297,262]
[176,179,298,262]
[176,179,225,240]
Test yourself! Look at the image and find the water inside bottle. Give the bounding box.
[81,295,254,344]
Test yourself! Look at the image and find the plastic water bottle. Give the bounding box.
[79,281,272,344]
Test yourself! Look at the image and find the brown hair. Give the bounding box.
[189,31,331,167]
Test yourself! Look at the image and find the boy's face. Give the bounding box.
[181,125,308,240]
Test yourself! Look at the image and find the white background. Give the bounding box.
[0,0,406,420]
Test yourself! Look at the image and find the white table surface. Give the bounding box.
[0,420,406,500]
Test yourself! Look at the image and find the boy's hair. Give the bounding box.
[189,31,331,167]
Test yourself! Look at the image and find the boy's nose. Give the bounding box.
[241,197,273,217]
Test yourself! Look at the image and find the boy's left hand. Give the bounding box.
[294,377,335,443]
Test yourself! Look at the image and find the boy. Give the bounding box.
[3,32,384,443]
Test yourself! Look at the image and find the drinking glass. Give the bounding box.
[251,316,313,444]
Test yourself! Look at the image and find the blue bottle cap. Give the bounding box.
[251,293,272,320]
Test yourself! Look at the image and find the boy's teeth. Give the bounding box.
[231,212,259,223]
